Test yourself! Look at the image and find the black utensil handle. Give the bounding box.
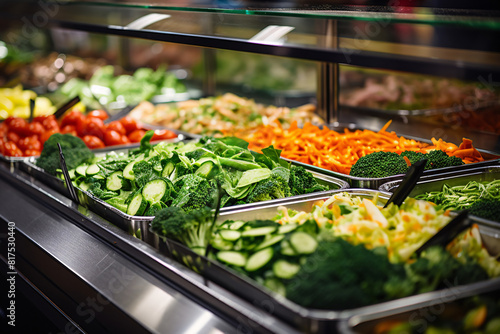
[57,143,79,204]
[415,210,471,256]
[28,99,35,124]
[53,96,81,119]
[384,159,428,208]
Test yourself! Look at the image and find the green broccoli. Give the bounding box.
[151,206,214,254]
[36,133,94,175]
[288,165,328,195]
[349,151,408,178]
[246,174,291,203]
[400,150,427,165]
[469,199,500,222]
[286,239,403,309]
[425,150,464,170]
[133,160,161,188]
[172,174,217,212]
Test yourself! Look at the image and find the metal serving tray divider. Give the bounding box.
[151,188,500,333]
[20,139,349,247]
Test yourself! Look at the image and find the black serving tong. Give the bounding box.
[28,98,35,124]
[57,143,79,204]
[103,104,137,124]
[384,159,428,208]
[53,96,81,120]
[415,210,472,256]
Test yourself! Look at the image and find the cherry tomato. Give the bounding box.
[128,129,146,143]
[40,129,58,144]
[33,115,49,123]
[152,129,176,141]
[87,110,109,121]
[104,130,123,146]
[18,136,42,151]
[121,135,130,145]
[106,121,126,135]
[75,117,87,137]
[23,149,41,157]
[4,142,23,157]
[0,123,7,137]
[84,117,105,139]
[61,125,77,136]
[83,135,105,149]
[42,115,60,132]
[6,131,20,144]
[4,117,18,127]
[9,118,29,136]
[27,122,45,137]
[119,116,139,133]
[61,110,84,127]
[0,138,5,155]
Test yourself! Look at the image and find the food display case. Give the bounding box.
[1,1,500,333]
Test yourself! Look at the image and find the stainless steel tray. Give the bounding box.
[379,165,500,228]
[280,124,500,189]
[153,188,500,333]
[20,142,349,246]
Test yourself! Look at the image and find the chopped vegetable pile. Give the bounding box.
[152,192,500,310]
[233,120,485,175]
[416,180,500,222]
[128,93,323,135]
[65,133,329,216]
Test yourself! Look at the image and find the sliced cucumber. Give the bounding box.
[93,174,105,180]
[242,226,277,238]
[79,182,90,192]
[68,169,76,180]
[280,240,297,256]
[127,193,147,216]
[86,164,100,176]
[255,234,285,251]
[123,161,136,180]
[211,236,234,251]
[245,247,274,272]
[106,171,123,191]
[273,260,300,279]
[195,161,214,178]
[219,230,241,242]
[229,221,246,230]
[290,232,318,255]
[76,165,88,177]
[142,179,167,204]
[217,251,247,267]
[264,278,286,296]
[105,197,128,212]
[278,224,298,234]
[162,161,175,178]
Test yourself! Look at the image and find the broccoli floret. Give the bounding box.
[288,165,328,195]
[172,174,217,212]
[89,182,118,200]
[246,174,291,203]
[36,133,94,175]
[133,160,160,188]
[425,150,464,170]
[400,151,426,165]
[349,152,408,178]
[286,239,402,309]
[151,206,214,254]
[469,199,500,222]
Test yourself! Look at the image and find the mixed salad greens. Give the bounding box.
[152,192,500,310]
[65,132,329,216]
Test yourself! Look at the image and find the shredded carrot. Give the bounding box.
[230,121,486,175]
[403,156,411,167]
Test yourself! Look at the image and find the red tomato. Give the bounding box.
[121,135,130,145]
[75,117,87,137]
[85,117,105,139]
[4,142,23,157]
[104,130,123,146]
[106,121,126,135]
[0,122,7,137]
[0,138,5,155]
[9,118,29,136]
[33,115,48,123]
[61,110,84,127]
[61,125,77,136]
[3,117,18,127]
[27,122,45,137]
[23,149,41,157]
[6,131,20,144]
[42,115,60,132]
[83,135,105,149]
[40,129,58,144]
[128,129,146,143]
[119,116,139,133]
[18,136,42,151]
[152,129,176,141]
[87,110,109,121]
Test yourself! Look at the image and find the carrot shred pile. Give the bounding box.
[233,120,485,175]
